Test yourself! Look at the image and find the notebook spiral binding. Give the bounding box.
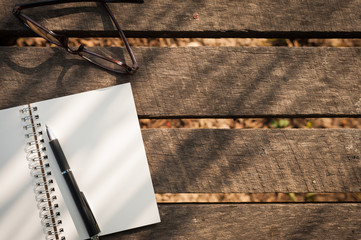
[20,105,66,240]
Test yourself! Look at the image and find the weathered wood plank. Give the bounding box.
[103,203,361,239]
[1,47,361,117]
[143,129,361,193]
[2,0,361,38]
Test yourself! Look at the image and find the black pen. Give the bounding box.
[46,125,100,240]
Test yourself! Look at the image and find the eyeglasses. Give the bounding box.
[13,0,141,74]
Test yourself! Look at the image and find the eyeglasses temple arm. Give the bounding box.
[101,2,138,70]
[15,0,143,11]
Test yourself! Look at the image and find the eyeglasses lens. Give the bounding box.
[24,19,61,46]
[79,50,130,73]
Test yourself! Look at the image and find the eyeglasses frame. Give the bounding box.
[13,0,140,74]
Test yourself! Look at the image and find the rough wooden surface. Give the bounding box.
[103,203,361,239]
[2,0,361,38]
[2,2,361,240]
[143,129,361,193]
[1,47,361,117]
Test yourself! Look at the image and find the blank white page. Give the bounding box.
[33,83,160,239]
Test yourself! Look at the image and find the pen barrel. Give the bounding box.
[49,139,100,238]
[63,171,100,238]
[49,139,70,172]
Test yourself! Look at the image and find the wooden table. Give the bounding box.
[1,0,361,239]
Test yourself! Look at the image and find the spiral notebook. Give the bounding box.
[0,83,160,240]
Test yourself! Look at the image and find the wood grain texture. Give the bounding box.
[143,129,361,193]
[2,0,361,38]
[1,46,361,117]
[103,203,361,239]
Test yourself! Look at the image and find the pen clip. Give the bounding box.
[80,191,100,236]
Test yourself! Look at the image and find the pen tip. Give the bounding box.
[45,125,56,140]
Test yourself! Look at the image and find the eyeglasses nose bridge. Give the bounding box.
[77,44,85,52]
[66,42,84,54]
[69,44,85,54]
